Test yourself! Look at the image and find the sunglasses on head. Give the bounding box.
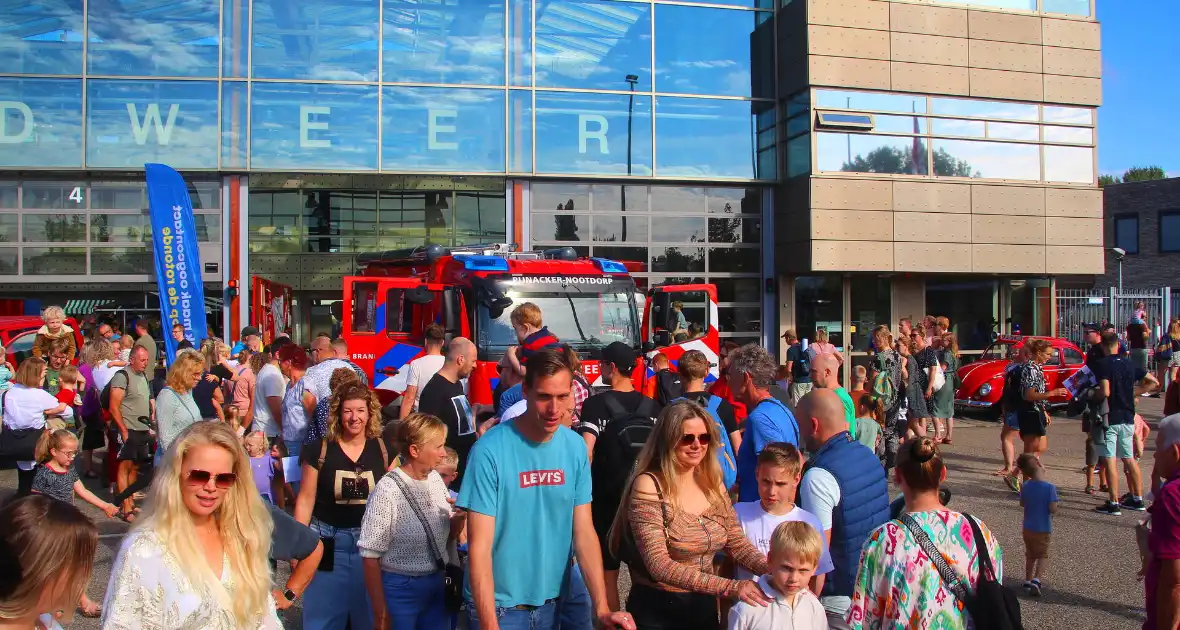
[678,433,711,447]
[186,469,237,489]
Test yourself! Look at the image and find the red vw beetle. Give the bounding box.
[954,335,1086,416]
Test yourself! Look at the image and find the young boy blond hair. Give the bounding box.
[506,302,560,375]
[1018,452,1058,597]
[728,520,827,630]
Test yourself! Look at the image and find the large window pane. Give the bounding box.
[930,97,1038,121]
[86,80,219,168]
[932,139,1039,180]
[718,306,760,334]
[655,97,763,179]
[0,182,15,208]
[0,1,83,74]
[91,214,148,242]
[926,278,997,351]
[651,186,705,213]
[945,0,1034,9]
[652,217,705,243]
[709,247,758,273]
[194,213,220,242]
[931,118,984,137]
[535,0,651,90]
[987,122,1039,141]
[535,213,588,242]
[534,91,653,176]
[21,182,85,209]
[91,182,145,210]
[87,0,219,76]
[655,7,769,98]
[850,276,890,352]
[23,214,86,242]
[0,248,16,274]
[1114,216,1138,255]
[383,0,505,85]
[0,78,83,168]
[23,247,86,274]
[589,184,648,212]
[651,246,704,272]
[817,133,929,175]
[592,215,648,242]
[382,87,505,173]
[1044,126,1093,144]
[708,217,759,243]
[248,190,304,251]
[91,247,150,274]
[0,214,16,243]
[795,276,843,348]
[1042,0,1089,14]
[251,83,379,170]
[533,183,591,212]
[593,245,646,265]
[508,90,532,172]
[1044,145,1093,183]
[1161,213,1180,254]
[815,90,926,114]
[1043,106,1093,125]
[715,277,760,302]
[251,0,380,81]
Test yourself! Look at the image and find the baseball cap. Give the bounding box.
[597,342,637,371]
[1082,322,1100,333]
[240,325,261,338]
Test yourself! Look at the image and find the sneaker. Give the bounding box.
[1121,492,1134,504]
[1095,501,1123,516]
[1029,580,1043,597]
[1122,496,1147,512]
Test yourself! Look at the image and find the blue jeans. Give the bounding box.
[468,599,557,630]
[381,570,446,630]
[303,521,373,630]
[556,562,592,630]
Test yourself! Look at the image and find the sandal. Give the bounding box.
[1085,485,1096,494]
[114,508,140,524]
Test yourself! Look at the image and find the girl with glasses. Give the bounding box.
[102,421,279,629]
[609,401,770,630]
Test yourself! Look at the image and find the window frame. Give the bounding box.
[1161,210,1180,255]
[1113,213,1140,256]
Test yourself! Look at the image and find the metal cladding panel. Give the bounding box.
[971,214,1047,245]
[970,185,1046,216]
[890,32,968,66]
[892,181,972,214]
[972,244,1046,274]
[969,67,1045,101]
[889,2,967,38]
[967,10,1043,45]
[968,39,1044,73]
[894,62,970,95]
[895,242,971,272]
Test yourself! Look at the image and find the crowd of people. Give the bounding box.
[0,303,1176,630]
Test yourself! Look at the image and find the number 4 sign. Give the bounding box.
[68,187,83,204]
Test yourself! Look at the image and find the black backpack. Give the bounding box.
[792,345,812,381]
[99,369,130,411]
[901,512,1023,630]
[590,395,658,531]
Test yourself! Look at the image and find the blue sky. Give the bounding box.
[1098,1,1180,177]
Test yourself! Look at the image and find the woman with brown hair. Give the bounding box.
[847,438,1003,629]
[1014,339,1068,473]
[295,381,391,630]
[1,357,70,497]
[931,333,961,445]
[1158,318,1180,392]
[0,495,98,629]
[610,401,770,630]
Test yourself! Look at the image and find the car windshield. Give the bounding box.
[477,291,640,351]
[981,341,1020,361]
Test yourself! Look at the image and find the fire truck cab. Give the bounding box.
[341,243,719,406]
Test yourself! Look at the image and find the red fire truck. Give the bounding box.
[341,243,720,406]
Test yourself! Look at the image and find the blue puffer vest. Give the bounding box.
[801,432,890,598]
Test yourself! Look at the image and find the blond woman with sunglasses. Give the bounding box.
[102,421,279,629]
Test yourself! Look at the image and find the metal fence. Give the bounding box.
[1057,286,1172,358]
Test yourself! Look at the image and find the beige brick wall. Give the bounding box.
[803,0,1102,106]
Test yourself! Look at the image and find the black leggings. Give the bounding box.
[111,459,155,506]
[16,467,35,498]
[626,583,719,630]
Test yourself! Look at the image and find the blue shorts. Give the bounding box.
[1005,412,1021,430]
[1095,423,1136,460]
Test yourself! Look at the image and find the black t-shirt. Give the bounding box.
[1093,355,1147,426]
[1128,322,1149,349]
[176,339,194,351]
[269,503,320,561]
[300,438,387,528]
[418,373,477,473]
[210,364,234,381]
[654,369,683,406]
[1085,345,1106,370]
[576,390,661,439]
[191,371,221,419]
[679,390,738,435]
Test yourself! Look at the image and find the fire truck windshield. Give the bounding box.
[477,290,640,351]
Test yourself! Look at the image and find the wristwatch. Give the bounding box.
[283,588,299,603]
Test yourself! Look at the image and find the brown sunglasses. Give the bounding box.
[186,469,237,489]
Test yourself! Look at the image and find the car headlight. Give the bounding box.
[978,383,992,396]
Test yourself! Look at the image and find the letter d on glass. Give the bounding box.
[578,114,609,154]
[0,102,33,144]
[300,105,331,148]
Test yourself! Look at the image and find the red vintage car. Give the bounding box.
[954,335,1086,416]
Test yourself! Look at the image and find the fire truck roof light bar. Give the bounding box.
[456,255,511,272]
[591,258,628,274]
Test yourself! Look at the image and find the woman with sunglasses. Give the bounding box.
[295,381,391,630]
[103,421,279,629]
[905,326,938,439]
[609,401,770,630]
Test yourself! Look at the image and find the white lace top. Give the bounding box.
[102,529,283,630]
[359,468,453,575]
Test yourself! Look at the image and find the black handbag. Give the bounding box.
[390,470,465,612]
[0,390,45,461]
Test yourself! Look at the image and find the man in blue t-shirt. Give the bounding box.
[458,348,634,630]
[729,343,801,503]
[1093,331,1159,515]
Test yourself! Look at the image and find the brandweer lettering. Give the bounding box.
[519,469,566,488]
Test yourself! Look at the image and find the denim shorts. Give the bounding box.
[1004,412,1021,430]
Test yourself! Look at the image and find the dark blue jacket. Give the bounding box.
[800,432,890,598]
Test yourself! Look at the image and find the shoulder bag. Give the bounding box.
[0,390,48,461]
[615,472,671,572]
[898,512,1023,630]
[389,470,464,612]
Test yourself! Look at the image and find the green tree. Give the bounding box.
[1123,165,1167,182]
[841,144,978,178]
[1098,174,1121,187]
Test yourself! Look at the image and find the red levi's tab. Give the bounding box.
[519,469,566,488]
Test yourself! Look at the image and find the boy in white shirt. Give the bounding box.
[733,443,834,589]
[728,521,828,630]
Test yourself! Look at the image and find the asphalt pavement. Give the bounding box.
[3,401,1159,630]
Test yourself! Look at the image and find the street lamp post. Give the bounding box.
[622,74,638,242]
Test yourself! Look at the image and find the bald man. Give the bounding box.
[796,389,889,628]
[810,352,856,436]
[418,337,488,477]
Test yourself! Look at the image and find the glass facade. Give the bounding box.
[0,177,221,276]
[809,89,1097,185]
[0,0,774,180]
[530,182,764,342]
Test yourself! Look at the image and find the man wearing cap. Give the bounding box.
[241,325,263,353]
